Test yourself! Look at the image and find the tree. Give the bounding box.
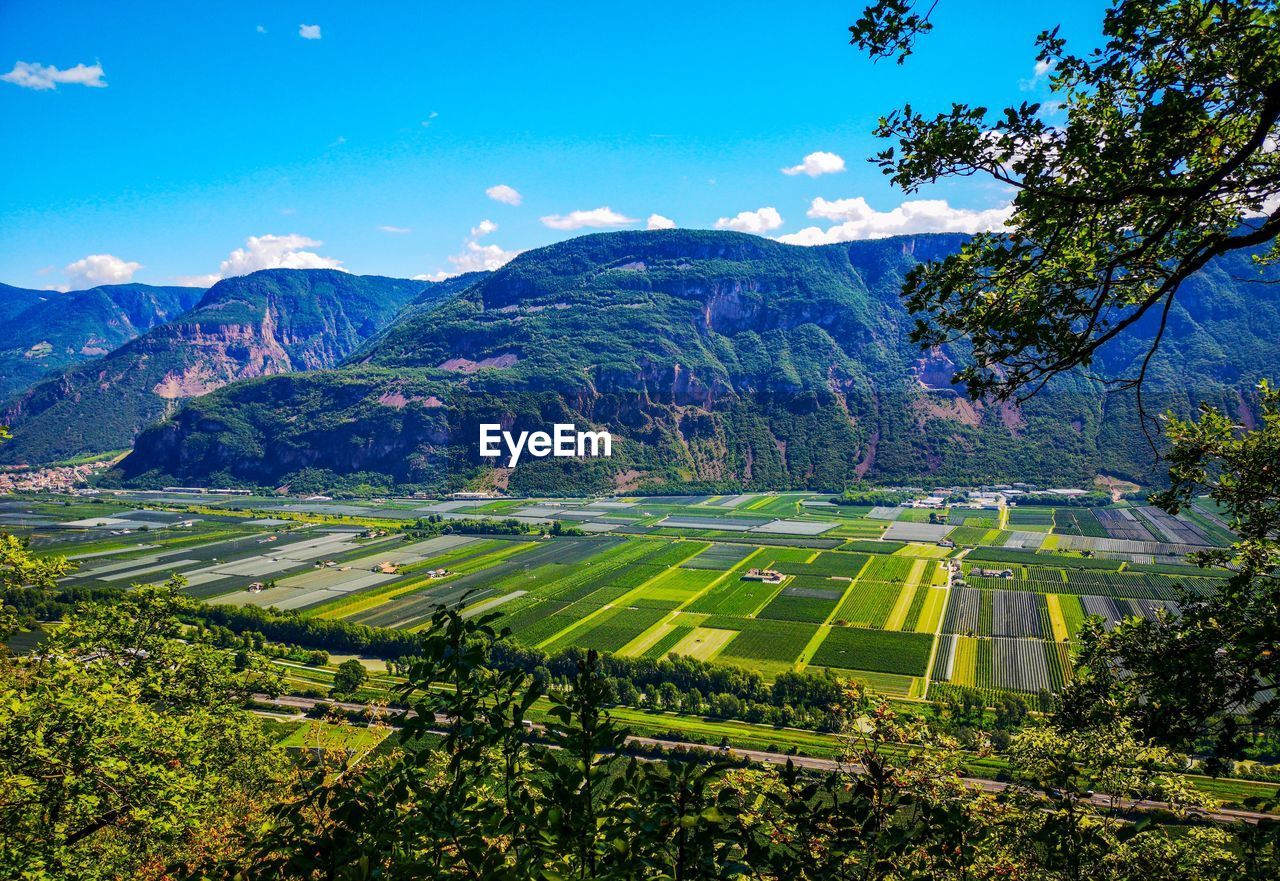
[330,658,368,697]
[0,579,286,880]
[849,0,1280,768]
[1060,382,1280,765]
[850,0,1280,407]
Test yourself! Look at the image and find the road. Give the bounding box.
[255,693,1275,825]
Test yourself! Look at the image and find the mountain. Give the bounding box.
[0,282,205,399]
[110,229,1280,495]
[0,269,461,464]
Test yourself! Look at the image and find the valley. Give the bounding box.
[10,487,1236,700]
[10,483,1274,813]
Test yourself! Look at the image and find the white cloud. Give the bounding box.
[417,222,520,281]
[448,241,519,273]
[1020,58,1055,90]
[776,197,1013,245]
[485,184,523,206]
[378,225,411,234]
[61,254,141,290]
[540,207,637,230]
[421,111,439,127]
[176,234,344,286]
[299,24,322,40]
[781,151,846,177]
[714,207,784,234]
[256,25,267,34]
[2,61,106,91]
[647,214,676,230]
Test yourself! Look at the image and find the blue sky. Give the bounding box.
[0,1,1107,290]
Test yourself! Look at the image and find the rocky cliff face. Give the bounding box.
[0,270,442,464]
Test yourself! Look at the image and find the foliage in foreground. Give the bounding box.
[0,580,289,881]
[189,605,1274,881]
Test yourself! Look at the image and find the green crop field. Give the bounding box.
[810,627,933,676]
[831,582,900,629]
[16,488,1223,706]
[756,591,839,624]
[713,618,817,665]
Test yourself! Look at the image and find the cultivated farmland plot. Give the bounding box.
[832,583,900,629]
[988,637,1053,693]
[681,542,756,570]
[1002,531,1047,550]
[1054,533,1204,557]
[810,627,932,677]
[990,590,1047,639]
[547,606,670,654]
[757,590,839,624]
[714,619,817,665]
[883,521,953,542]
[775,551,868,578]
[1095,507,1159,542]
[658,514,768,531]
[749,519,839,535]
[943,588,983,636]
[1132,506,1214,546]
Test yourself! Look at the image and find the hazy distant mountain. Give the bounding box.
[0,282,205,399]
[111,230,1280,495]
[0,270,471,464]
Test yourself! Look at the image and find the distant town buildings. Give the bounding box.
[0,461,110,493]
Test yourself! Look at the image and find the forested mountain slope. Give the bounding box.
[112,229,1280,495]
[0,270,451,464]
[0,282,205,399]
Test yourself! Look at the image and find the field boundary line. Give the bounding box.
[534,540,720,650]
[793,554,876,672]
[885,558,928,630]
[919,560,954,699]
[618,547,768,656]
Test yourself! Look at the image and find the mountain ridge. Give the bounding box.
[0,281,205,399]
[0,270,455,464]
[110,229,1280,494]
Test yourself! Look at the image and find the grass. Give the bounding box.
[668,627,739,661]
[1056,594,1087,639]
[1045,594,1070,642]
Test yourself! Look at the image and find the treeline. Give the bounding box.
[406,514,584,537]
[193,604,866,731]
[2,583,126,628]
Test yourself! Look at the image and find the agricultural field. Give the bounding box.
[5,488,1236,704]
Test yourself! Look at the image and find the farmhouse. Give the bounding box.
[742,567,784,584]
[972,567,1014,578]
